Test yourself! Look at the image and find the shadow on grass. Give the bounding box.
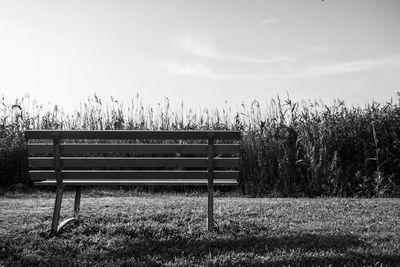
[266,252,400,267]
[3,227,400,266]
[102,232,400,266]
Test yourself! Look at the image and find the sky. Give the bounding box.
[1,0,400,112]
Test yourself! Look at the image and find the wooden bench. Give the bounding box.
[393,185,400,197]
[26,130,240,235]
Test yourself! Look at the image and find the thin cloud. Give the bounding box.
[296,56,400,77]
[261,18,279,26]
[159,55,400,81]
[175,35,217,58]
[160,58,266,81]
[309,45,332,54]
[257,0,274,8]
[163,59,211,77]
[175,34,295,64]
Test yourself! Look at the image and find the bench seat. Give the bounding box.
[34,179,238,186]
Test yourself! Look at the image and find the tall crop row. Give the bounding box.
[1,93,399,196]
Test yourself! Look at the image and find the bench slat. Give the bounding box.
[26,130,241,140]
[34,179,238,186]
[29,157,239,168]
[28,144,240,155]
[29,170,239,180]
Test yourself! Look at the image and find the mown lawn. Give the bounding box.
[0,190,399,266]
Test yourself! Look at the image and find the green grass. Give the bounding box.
[1,191,400,266]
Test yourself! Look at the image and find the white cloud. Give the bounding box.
[261,18,279,26]
[163,59,211,77]
[175,35,217,58]
[175,34,295,64]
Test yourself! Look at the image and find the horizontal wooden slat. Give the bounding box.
[28,144,51,154]
[34,179,238,186]
[28,144,240,155]
[29,157,239,168]
[25,130,241,140]
[29,170,239,180]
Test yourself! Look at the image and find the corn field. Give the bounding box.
[1,93,400,196]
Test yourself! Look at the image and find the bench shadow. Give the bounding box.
[102,232,400,266]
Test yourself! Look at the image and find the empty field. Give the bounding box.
[1,191,400,266]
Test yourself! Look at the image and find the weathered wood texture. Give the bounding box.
[34,179,238,185]
[26,130,241,140]
[27,144,240,154]
[29,170,239,180]
[29,157,239,168]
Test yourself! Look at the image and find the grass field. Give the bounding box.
[1,191,400,266]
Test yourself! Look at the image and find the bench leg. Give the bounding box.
[208,183,213,232]
[51,185,83,235]
[51,184,64,235]
[74,186,82,225]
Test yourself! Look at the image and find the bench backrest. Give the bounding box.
[26,130,240,186]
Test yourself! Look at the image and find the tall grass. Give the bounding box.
[1,93,400,196]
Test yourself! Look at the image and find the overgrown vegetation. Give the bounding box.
[1,192,399,266]
[1,93,400,196]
